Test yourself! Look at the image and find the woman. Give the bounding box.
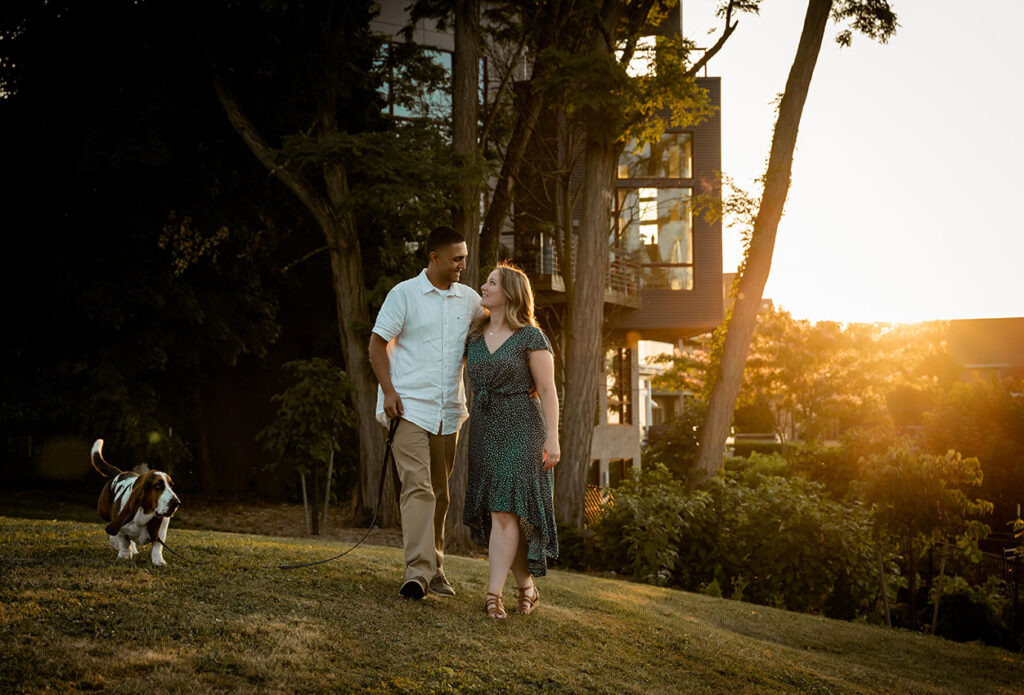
[462,262,560,619]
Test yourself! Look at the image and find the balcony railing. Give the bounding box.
[516,240,641,307]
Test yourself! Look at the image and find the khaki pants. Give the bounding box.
[391,419,458,582]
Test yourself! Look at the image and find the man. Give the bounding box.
[368,225,481,599]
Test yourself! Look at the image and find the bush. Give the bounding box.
[931,575,1011,645]
[707,467,877,616]
[550,520,590,571]
[593,465,712,585]
[643,408,703,482]
[592,459,879,617]
[731,440,784,458]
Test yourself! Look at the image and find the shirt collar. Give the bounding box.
[417,268,464,297]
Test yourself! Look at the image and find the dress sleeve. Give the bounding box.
[526,325,553,354]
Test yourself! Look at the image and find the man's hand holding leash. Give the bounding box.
[382,389,404,420]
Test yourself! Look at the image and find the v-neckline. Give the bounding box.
[483,327,519,356]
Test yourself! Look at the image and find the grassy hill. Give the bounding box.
[1,516,1021,694]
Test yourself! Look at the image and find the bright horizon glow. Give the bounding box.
[684,1,1024,324]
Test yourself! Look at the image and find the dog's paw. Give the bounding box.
[151,558,167,567]
[117,549,133,560]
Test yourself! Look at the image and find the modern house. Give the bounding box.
[510,16,723,487]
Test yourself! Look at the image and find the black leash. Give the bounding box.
[152,536,198,564]
[278,417,400,570]
[131,420,400,569]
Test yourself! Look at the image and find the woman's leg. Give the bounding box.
[511,529,533,590]
[488,512,520,595]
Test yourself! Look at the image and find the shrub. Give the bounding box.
[930,575,1011,645]
[643,408,703,482]
[708,468,877,616]
[593,464,712,585]
[592,460,879,617]
[731,440,784,458]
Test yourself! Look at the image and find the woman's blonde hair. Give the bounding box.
[469,261,538,339]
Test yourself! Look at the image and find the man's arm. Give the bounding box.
[368,332,403,419]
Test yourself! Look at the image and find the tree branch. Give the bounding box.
[281,244,331,275]
[212,72,330,227]
[478,18,532,149]
[687,0,739,77]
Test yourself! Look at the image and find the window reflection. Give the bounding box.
[615,187,694,290]
[606,347,632,425]
[376,44,454,121]
[618,132,693,179]
[393,48,451,119]
[608,459,633,488]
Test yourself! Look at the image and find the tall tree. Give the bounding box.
[446,0,483,549]
[551,1,727,527]
[696,0,898,474]
[210,0,459,520]
[410,0,734,529]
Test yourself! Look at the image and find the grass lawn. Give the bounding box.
[1,516,1022,694]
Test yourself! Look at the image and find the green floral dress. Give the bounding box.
[462,324,559,576]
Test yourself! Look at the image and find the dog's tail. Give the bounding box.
[90,439,122,478]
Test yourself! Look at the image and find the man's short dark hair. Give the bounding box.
[425,225,465,257]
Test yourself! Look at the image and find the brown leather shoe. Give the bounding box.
[429,572,456,597]
[399,577,427,599]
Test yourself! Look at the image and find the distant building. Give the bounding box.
[948,317,1024,381]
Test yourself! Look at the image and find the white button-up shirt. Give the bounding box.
[372,269,482,435]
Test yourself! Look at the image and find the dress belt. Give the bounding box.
[475,386,533,412]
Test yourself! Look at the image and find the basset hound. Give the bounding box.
[91,439,181,565]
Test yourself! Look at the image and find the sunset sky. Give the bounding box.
[683,1,1024,324]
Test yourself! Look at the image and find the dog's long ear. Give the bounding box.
[104,481,144,535]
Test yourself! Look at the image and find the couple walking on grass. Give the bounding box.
[368,225,560,620]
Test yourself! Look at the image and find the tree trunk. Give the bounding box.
[478,0,565,271]
[192,360,217,496]
[321,449,334,535]
[300,472,311,535]
[453,0,480,284]
[479,85,545,270]
[324,222,394,526]
[445,383,474,551]
[310,461,321,535]
[908,534,918,629]
[930,541,948,635]
[445,0,480,552]
[877,546,891,627]
[213,73,393,524]
[555,134,614,529]
[696,0,833,474]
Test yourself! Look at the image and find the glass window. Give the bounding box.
[606,347,632,425]
[608,459,633,488]
[392,48,451,120]
[377,43,453,121]
[618,132,693,179]
[615,187,694,290]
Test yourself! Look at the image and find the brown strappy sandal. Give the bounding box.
[485,592,507,619]
[517,582,540,615]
